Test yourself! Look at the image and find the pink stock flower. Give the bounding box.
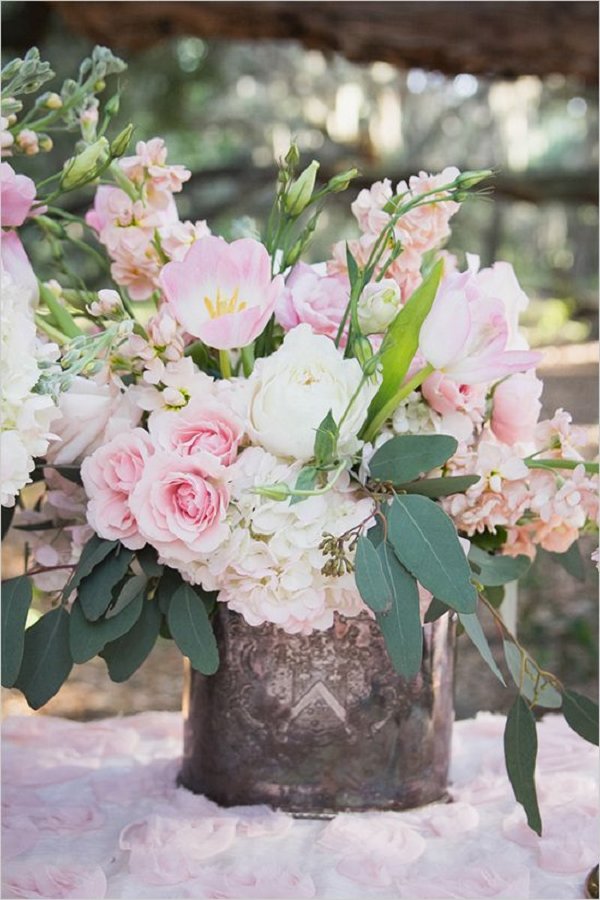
[160,235,284,350]
[419,267,542,384]
[276,262,349,342]
[0,230,38,303]
[351,178,393,234]
[81,428,155,550]
[119,137,191,203]
[491,372,543,445]
[394,167,461,255]
[159,219,211,261]
[0,162,36,227]
[149,398,243,466]
[129,450,230,565]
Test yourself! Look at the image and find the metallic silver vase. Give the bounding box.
[179,608,455,815]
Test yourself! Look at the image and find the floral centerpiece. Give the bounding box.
[1,48,598,828]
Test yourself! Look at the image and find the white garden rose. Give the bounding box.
[357,279,401,335]
[247,324,377,461]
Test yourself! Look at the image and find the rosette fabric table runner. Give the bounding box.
[2,712,597,899]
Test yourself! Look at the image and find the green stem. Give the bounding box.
[253,460,349,500]
[219,349,232,379]
[524,458,599,475]
[35,314,69,345]
[241,344,255,377]
[362,363,434,444]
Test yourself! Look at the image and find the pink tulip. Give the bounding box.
[419,268,541,384]
[160,235,284,350]
[0,162,36,227]
[491,372,543,444]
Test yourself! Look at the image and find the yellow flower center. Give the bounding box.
[204,286,247,319]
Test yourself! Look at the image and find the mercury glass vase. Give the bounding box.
[179,607,456,815]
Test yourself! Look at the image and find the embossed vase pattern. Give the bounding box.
[179,608,456,814]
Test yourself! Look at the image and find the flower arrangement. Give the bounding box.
[1,48,598,834]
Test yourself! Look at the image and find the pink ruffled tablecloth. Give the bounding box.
[2,711,598,899]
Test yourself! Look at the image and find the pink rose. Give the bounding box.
[160,235,284,350]
[149,399,243,466]
[81,428,154,550]
[129,450,230,565]
[0,162,36,227]
[491,372,543,445]
[276,262,349,342]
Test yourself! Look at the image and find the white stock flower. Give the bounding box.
[247,324,377,462]
[179,446,375,634]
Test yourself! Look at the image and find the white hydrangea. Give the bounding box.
[180,446,375,635]
[1,270,60,506]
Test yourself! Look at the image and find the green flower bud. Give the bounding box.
[35,215,65,238]
[284,160,319,216]
[284,143,300,169]
[94,79,106,93]
[353,334,375,373]
[45,92,63,110]
[104,93,121,118]
[110,123,134,158]
[326,167,359,193]
[252,482,291,501]
[38,134,53,152]
[60,137,110,190]
[456,169,493,190]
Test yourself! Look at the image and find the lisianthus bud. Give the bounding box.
[45,92,63,110]
[326,167,359,193]
[353,334,376,374]
[38,134,53,152]
[456,169,493,190]
[284,143,301,168]
[110,124,134,158]
[357,279,402,335]
[60,137,110,189]
[104,93,121,117]
[252,482,291,501]
[284,160,319,216]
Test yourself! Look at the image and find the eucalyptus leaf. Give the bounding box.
[69,591,144,663]
[459,612,506,685]
[368,434,457,485]
[354,536,392,613]
[1,576,32,687]
[546,543,586,583]
[106,574,147,619]
[101,600,161,682]
[375,542,423,679]
[504,695,542,836]
[396,475,480,498]
[156,567,184,615]
[290,466,318,505]
[77,547,134,621]
[503,641,562,709]
[562,690,599,745]
[424,596,450,624]
[388,494,477,613]
[469,546,530,587]
[15,607,73,709]
[62,535,118,598]
[168,582,219,675]
[137,545,164,578]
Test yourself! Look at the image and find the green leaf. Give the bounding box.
[368,434,457,484]
[289,466,318,505]
[397,475,480,498]
[459,612,506,685]
[468,546,530,587]
[100,599,161,682]
[53,466,83,486]
[1,576,32,687]
[314,410,338,466]
[1,505,15,539]
[424,596,450,623]
[472,527,508,552]
[388,494,477,613]
[39,281,83,338]
[503,641,562,709]
[345,242,360,285]
[62,535,118,598]
[156,567,184,615]
[362,260,443,442]
[504,695,542,836]
[483,585,505,608]
[15,607,73,709]
[78,547,134,621]
[168,582,219,675]
[562,690,599,745]
[546,543,586,583]
[69,590,144,663]
[375,544,423,679]
[366,518,385,548]
[354,536,392,613]
[106,574,147,619]
[137,545,164,578]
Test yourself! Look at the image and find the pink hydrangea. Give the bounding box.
[276,262,349,342]
[81,428,155,550]
[160,235,284,350]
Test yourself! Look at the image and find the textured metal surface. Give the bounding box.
[179,609,456,814]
